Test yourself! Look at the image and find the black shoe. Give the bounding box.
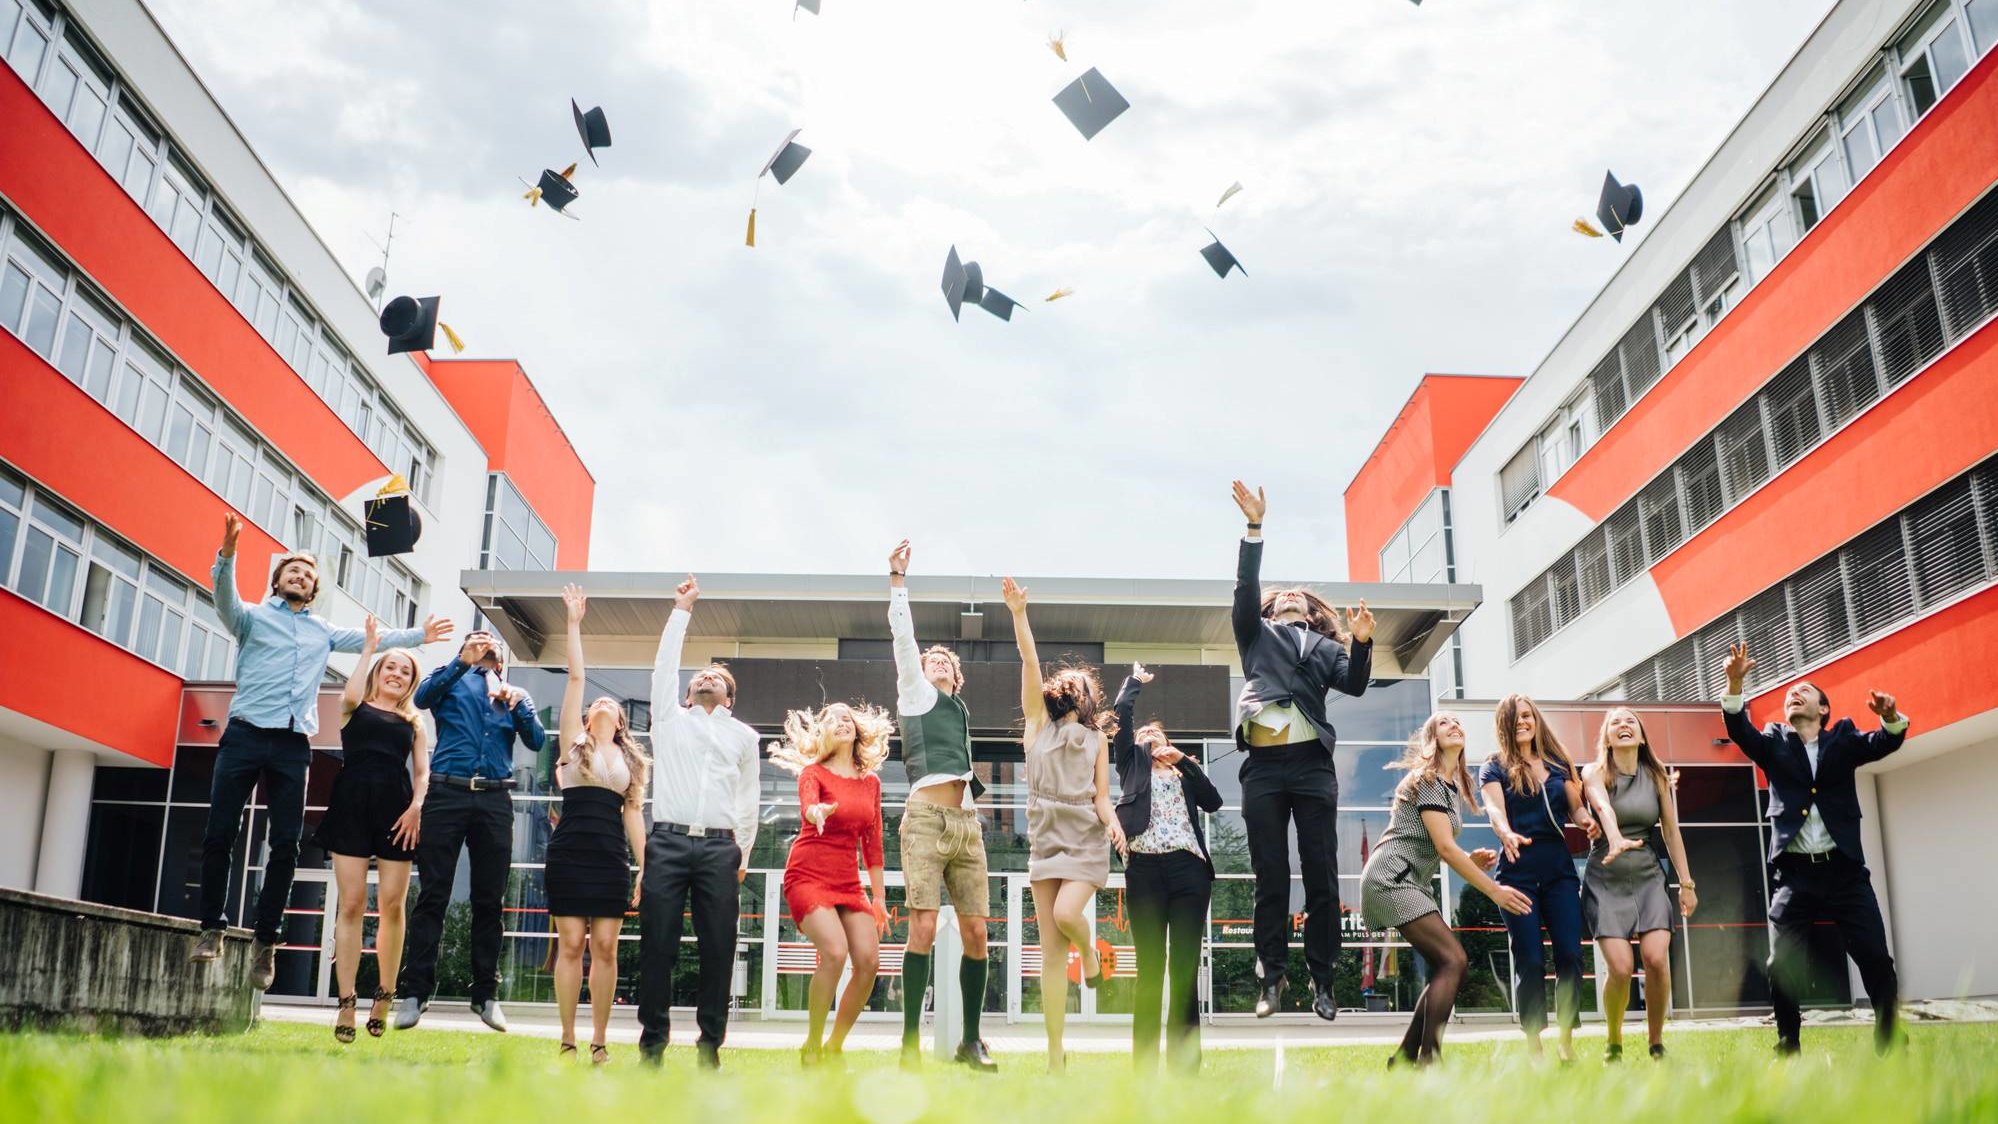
[900,1041,922,1072]
[1775,1037,1801,1057]
[697,1042,721,1070]
[250,939,277,991]
[1604,1043,1623,1063]
[638,1045,664,1069]
[1649,1043,1666,1060]
[1311,983,1338,1022]
[1254,977,1287,1019]
[954,1038,999,1073]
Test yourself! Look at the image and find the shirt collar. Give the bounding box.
[264,595,313,616]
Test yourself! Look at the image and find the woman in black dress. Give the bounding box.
[548,583,650,1062]
[314,615,429,1043]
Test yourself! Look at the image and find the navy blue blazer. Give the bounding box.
[1722,704,1905,864]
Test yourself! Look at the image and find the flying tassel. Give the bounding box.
[1049,31,1066,61]
[1217,181,1244,208]
[1044,287,1074,302]
[1572,218,1604,238]
[523,186,542,207]
[745,208,757,248]
[437,321,466,354]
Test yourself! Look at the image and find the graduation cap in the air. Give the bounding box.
[747,130,812,247]
[363,477,423,558]
[978,288,1022,321]
[940,247,1024,322]
[1199,229,1246,279]
[571,100,611,165]
[1595,171,1644,242]
[522,164,581,216]
[795,0,820,15]
[378,295,464,356]
[1052,67,1129,141]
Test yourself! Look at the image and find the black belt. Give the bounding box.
[434,773,517,792]
[1782,848,1840,865]
[656,821,735,842]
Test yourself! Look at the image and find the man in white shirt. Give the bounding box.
[1720,642,1908,1055]
[636,576,761,1071]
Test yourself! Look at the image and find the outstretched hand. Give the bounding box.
[421,615,454,644]
[1001,576,1028,613]
[1346,600,1374,644]
[1866,689,1900,723]
[1231,480,1266,524]
[1723,642,1755,692]
[1131,661,1155,685]
[889,540,912,576]
[219,513,242,558]
[562,582,587,625]
[674,574,700,612]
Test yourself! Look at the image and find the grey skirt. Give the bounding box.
[1581,848,1674,938]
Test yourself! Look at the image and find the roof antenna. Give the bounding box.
[363,211,400,311]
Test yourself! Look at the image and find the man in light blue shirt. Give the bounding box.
[188,513,451,988]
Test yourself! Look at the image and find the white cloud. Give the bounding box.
[147,0,1835,582]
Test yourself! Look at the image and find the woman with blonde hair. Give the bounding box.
[772,700,892,1066]
[1361,712,1532,1065]
[1004,576,1124,1073]
[1581,708,1697,1061]
[314,615,430,1043]
[547,584,650,1063]
[1478,694,1597,1061]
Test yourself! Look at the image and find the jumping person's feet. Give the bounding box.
[250,939,278,990]
[1254,976,1287,1018]
[470,998,508,1033]
[696,1041,722,1070]
[800,1042,823,1067]
[366,989,393,1038]
[333,994,357,1044]
[1604,1043,1623,1063]
[1312,983,1338,1022]
[591,1044,610,1066]
[1649,1043,1667,1060]
[1775,1037,1801,1057]
[900,1040,922,1072]
[954,1038,999,1072]
[559,1041,578,1060]
[392,995,426,1030]
[188,929,224,964]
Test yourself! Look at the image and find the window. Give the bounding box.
[1970,0,1998,52]
[1498,443,1540,526]
[113,335,173,444]
[1789,135,1848,233]
[53,282,118,395]
[80,534,140,643]
[0,464,25,599]
[1,224,66,358]
[1898,3,1975,118]
[14,488,84,614]
[1837,69,1905,182]
[145,152,206,256]
[194,205,247,299]
[2,0,53,85]
[36,25,111,149]
[481,473,558,571]
[1738,185,1797,284]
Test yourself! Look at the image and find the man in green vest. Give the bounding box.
[888,540,997,1072]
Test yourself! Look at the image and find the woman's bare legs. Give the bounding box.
[587,917,623,1051]
[330,854,369,1037]
[798,908,850,1057]
[1598,937,1636,1049]
[829,908,880,1052]
[552,914,589,1050]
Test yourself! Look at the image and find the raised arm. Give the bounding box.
[558,584,588,761]
[649,575,698,727]
[1003,577,1046,732]
[1231,481,1266,656]
[1329,599,1374,698]
[340,615,381,720]
[210,514,253,640]
[413,635,484,711]
[1111,666,1150,775]
[886,541,937,714]
[1719,642,1783,766]
[1855,689,1911,766]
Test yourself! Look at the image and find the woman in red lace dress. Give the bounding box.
[772,702,892,1065]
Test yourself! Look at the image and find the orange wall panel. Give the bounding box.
[1346,375,1521,579]
[2,335,285,588]
[0,66,385,500]
[0,589,182,766]
[1550,50,1998,522]
[423,358,595,568]
[1650,318,1998,633]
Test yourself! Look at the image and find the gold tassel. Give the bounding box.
[1044,287,1074,302]
[1049,32,1066,61]
[558,162,578,180]
[523,186,543,207]
[746,208,757,248]
[1572,218,1604,238]
[438,322,466,354]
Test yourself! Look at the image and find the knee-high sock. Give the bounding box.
[961,956,988,1043]
[902,952,931,1045]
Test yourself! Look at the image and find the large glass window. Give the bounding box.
[482,473,558,571]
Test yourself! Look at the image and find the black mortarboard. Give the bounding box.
[534,168,580,213]
[1199,229,1246,279]
[571,99,611,165]
[942,246,968,320]
[962,261,986,307]
[1052,67,1130,141]
[795,0,820,13]
[978,288,1021,321]
[760,129,812,185]
[364,492,422,557]
[379,295,440,355]
[1596,171,1643,242]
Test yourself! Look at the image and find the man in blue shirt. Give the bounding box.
[394,627,546,1032]
[189,514,451,988]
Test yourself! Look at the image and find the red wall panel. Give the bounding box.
[0,589,182,766]
[1345,375,1521,580]
[1550,50,1998,523]
[422,358,594,568]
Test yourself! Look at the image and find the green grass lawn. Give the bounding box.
[3,1020,1994,1123]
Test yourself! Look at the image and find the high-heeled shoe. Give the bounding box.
[333,994,357,1045]
[366,988,394,1038]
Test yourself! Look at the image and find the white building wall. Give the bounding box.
[63,0,488,641]
[0,743,52,890]
[1875,724,1998,1001]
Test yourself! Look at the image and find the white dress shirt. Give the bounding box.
[889,586,974,806]
[1722,695,1909,855]
[650,607,761,869]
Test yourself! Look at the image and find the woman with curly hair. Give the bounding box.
[1003,576,1124,1072]
[771,700,893,1065]
[547,584,651,1064]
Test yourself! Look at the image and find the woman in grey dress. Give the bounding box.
[1004,576,1124,1072]
[1580,707,1698,1061]
[1360,712,1533,1065]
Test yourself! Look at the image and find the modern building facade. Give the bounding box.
[0,0,592,937]
[1348,0,1998,1005]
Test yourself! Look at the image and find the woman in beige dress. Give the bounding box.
[1002,576,1125,1073]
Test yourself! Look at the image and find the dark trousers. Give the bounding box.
[1127,850,1211,1072]
[1497,840,1583,1036]
[399,783,514,1004]
[1768,851,1898,1045]
[1239,741,1340,986]
[199,719,310,945]
[638,828,742,1052]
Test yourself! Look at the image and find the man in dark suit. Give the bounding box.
[1230,481,1373,1021]
[1721,642,1908,1054]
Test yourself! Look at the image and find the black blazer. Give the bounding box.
[1111,675,1224,876]
[1723,704,1905,864]
[1233,537,1371,755]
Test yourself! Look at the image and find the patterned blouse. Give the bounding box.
[1130,765,1205,858]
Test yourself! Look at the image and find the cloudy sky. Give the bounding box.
[150,0,1833,582]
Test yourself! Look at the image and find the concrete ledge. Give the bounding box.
[0,887,260,1035]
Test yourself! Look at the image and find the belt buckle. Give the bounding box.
[468,776,486,792]
[687,824,707,838]
[1809,850,1832,864]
